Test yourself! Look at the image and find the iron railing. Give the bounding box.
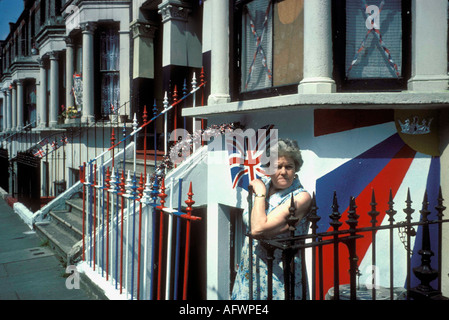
[247,186,448,300]
[75,73,207,300]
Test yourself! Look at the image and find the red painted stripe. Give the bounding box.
[314,109,394,137]
[315,144,416,299]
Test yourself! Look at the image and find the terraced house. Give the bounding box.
[0,0,448,301]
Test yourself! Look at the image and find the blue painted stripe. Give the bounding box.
[409,156,440,289]
[315,133,405,232]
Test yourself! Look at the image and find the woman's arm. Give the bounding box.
[249,179,312,238]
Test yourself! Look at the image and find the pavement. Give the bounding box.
[0,196,92,300]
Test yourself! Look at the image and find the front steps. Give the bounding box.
[34,196,84,265]
[34,151,160,266]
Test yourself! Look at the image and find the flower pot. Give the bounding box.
[120,115,128,123]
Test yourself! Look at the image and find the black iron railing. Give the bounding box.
[247,186,448,300]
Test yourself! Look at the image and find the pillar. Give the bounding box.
[408,0,449,91]
[1,91,6,132]
[16,80,24,131]
[6,88,12,131]
[3,90,9,132]
[130,20,157,80]
[11,84,16,131]
[49,51,60,127]
[38,58,48,128]
[207,0,231,105]
[298,0,336,93]
[81,22,96,124]
[65,37,75,120]
[119,28,130,118]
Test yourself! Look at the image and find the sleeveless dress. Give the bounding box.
[231,176,310,300]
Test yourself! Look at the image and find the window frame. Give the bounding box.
[231,0,301,101]
[94,24,120,119]
[332,0,411,92]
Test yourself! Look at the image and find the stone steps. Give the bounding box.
[34,196,85,263]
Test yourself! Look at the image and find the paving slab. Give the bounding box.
[0,197,92,300]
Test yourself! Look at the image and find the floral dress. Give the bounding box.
[231,176,310,300]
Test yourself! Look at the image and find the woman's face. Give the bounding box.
[270,156,296,190]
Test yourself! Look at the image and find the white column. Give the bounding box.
[16,80,24,131]
[81,22,96,124]
[65,38,75,115]
[38,58,48,128]
[49,51,60,127]
[207,0,231,105]
[0,92,3,132]
[408,0,449,91]
[2,90,8,132]
[11,84,16,131]
[119,29,130,118]
[6,88,12,131]
[298,0,336,94]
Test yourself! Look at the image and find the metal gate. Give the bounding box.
[15,151,41,212]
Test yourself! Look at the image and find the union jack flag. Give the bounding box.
[51,140,58,150]
[60,135,68,145]
[226,125,276,190]
[34,148,45,158]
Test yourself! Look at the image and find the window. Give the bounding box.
[333,0,411,91]
[99,28,119,116]
[233,0,304,99]
[21,27,28,56]
[40,0,46,25]
[25,83,36,127]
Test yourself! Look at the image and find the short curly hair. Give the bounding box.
[277,138,303,172]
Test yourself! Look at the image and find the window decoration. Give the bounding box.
[345,0,402,79]
[239,0,304,94]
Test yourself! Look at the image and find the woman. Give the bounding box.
[231,139,312,300]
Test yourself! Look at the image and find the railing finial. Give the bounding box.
[185,182,195,216]
[404,187,415,223]
[386,188,396,223]
[287,193,299,234]
[329,191,342,230]
[369,189,379,226]
[308,192,320,234]
[346,196,359,230]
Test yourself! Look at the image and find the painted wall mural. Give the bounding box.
[313,108,440,295]
[213,107,441,298]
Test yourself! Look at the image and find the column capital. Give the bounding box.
[130,20,158,39]
[158,0,191,23]
[81,21,97,34]
[65,36,75,47]
[37,57,48,68]
[49,51,60,60]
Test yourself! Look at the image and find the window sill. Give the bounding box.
[182,91,449,118]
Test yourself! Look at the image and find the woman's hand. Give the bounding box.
[250,190,311,238]
[249,179,266,195]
